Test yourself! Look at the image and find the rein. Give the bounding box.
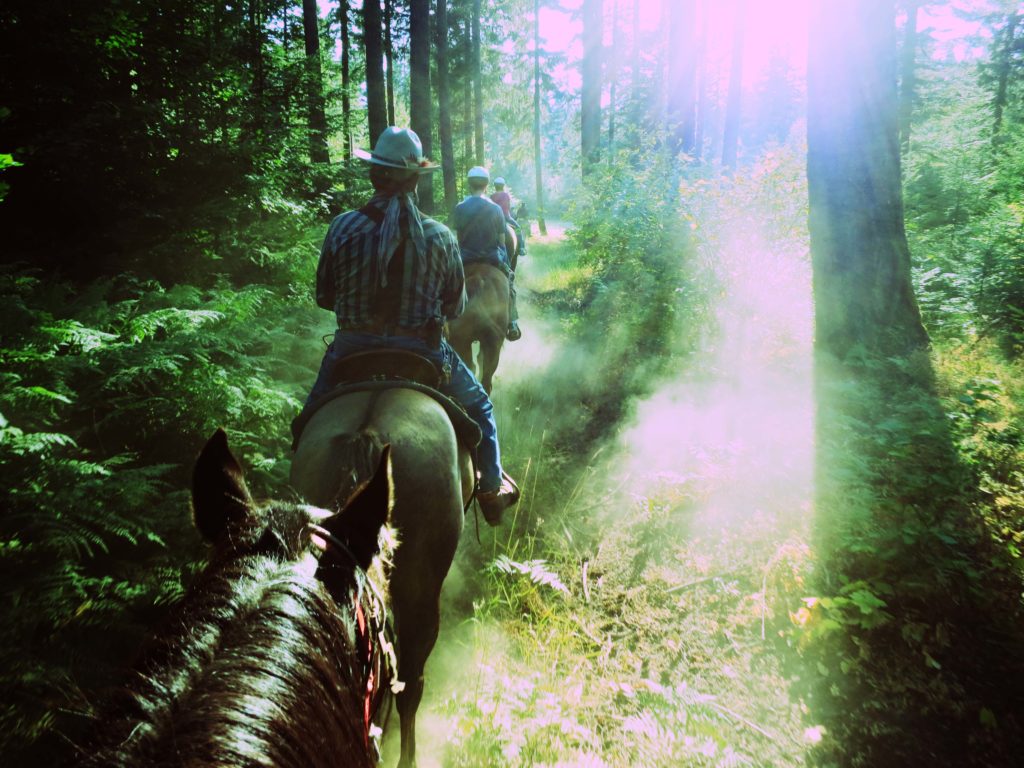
[306,524,400,753]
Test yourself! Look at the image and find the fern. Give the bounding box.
[492,554,570,595]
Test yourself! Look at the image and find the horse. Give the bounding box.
[79,429,393,768]
[290,389,475,768]
[447,223,516,394]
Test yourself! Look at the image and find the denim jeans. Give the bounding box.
[303,331,503,492]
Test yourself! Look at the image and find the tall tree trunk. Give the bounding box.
[436,0,457,213]
[808,0,927,356]
[472,0,485,164]
[410,0,434,212]
[721,0,745,171]
[695,2,708,161]
[384,0,396,126]
[463,13,474,167]
[667,0,696,159]
[992,10,1019,141]
[248,0,265,139]
[581,0,603,176]
[340,1,352,160]
[631,0,640,122]
[898,0,919,157]
[363,0,388,142]
[534,0,547,235]
[301,0,330,164]
[608,0,619,154]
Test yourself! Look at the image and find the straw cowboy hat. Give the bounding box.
[355,127,439,173]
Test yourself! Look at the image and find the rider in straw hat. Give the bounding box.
[297,127,520,524]
[452,167,522,341]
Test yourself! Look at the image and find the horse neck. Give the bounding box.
[87,555,373,768]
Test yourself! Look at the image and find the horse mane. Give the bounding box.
[80,502,377,768]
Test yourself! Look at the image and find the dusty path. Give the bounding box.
[382,195,818,766]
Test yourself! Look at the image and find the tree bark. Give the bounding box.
[808,0,928,356]
[721,0,745,171]
[463,12,474,167]
[301,0,330,164]
[410,0,434,212]
[472,0,485,164]
[898,0,919,157]
[436,0,458,213]
[695,3,709,162]
[534,0,547,235]
[631,0,640,124]
[608,0,619,154]
[581,0,603,176]
[363,0,388,143]
[340,1,352,160]
[247,0,265,139]
[992,10,1019,141]
[384,0,396,126]
[666,0,696,158]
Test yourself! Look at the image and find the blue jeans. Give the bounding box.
[303,331,504,492]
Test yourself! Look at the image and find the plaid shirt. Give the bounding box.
[315,194,466,328]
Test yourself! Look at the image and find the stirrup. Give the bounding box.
[506,322,522,342]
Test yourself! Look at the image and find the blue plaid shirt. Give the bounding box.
[316,194,466,328]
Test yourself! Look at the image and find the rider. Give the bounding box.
[490,176,528,262]
[452,167,522,341]
[298,127,519,524]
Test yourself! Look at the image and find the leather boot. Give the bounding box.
[477,471,521,526]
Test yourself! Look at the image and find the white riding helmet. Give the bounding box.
[493,176,506,186]
[467,166,489,181]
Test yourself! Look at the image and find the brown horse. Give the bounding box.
[80,429,392,768]
[447,223,516,394]
[290,390,474,768]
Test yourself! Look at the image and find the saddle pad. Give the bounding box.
[291,380,482,453]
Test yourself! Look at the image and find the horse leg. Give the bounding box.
[479,334,502,394]
[393,585,442,768]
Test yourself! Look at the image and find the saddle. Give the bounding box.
[290,350,482,453]
[462,255,510,277]
[331,349,442,389]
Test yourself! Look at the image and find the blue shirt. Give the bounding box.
[315,194,466,329]
[452,195,508,266]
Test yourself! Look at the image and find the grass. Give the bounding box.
[394,167,821,766]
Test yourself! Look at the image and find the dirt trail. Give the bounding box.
[382,212,817,766]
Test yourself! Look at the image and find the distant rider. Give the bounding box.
[491,176,527,261]
[453,167,522,342]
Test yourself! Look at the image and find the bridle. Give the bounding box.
[306,523,399,754]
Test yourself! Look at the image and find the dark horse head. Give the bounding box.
[78,429,393,768]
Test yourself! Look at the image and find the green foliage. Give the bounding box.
[794,348,1024,767]
[565,138,705,368]
[0,150,20,202]
[0,230,329,759]
[906,61,1024,350]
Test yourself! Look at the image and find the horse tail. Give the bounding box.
[330,431,388,510]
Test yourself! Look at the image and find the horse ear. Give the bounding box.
[321,444,393,570]
[191,428,254,542]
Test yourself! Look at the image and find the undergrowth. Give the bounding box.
[795,344,1024,767]
[0,213,332,761]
